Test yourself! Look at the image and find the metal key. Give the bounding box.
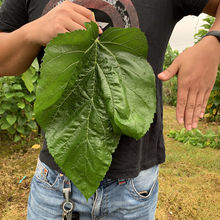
[62,210,72,220]
[62,211,72,220]
[62,200,74,220]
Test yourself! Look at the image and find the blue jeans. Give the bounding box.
[27,159,159,220]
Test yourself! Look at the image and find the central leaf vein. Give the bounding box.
[85,42,98,175]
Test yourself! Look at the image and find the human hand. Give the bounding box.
[27,0,102,46]
[158,37,219,130]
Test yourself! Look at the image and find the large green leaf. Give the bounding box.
[98,29,155,139]
[35,22,156,199]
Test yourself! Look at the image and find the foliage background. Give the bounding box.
[194,16,220,121]
[0,61,39,142]
[162,44,179,106]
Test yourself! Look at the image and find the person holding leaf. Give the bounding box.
[0,0,219,219]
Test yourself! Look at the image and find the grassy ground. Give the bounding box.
[0,105,219,220]
[156,106,220,220]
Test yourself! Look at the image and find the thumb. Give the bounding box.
[158,59,180,81]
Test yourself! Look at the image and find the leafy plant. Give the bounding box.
[168,127,220,149]
[194,16,220,121]
[163,44,179,70]
[0,60,39,142]
[194,16,215,43]
[35,22,156,199]
[205,70,220,121]
[162,44,179,106]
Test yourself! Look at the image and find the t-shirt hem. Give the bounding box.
[105,158,165,179]
[39,149,63,174]
[40,149,165,179]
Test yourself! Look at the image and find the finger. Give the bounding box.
[184,89,197,130]
[63,1,102,33]
[61,28,69,34]
[65,20,86,32]
[158,59,179,81]
[68,1,96,22]
[176,86,188,125]
[62,13,88,32]
[200,89,211,118]
[44,27,69,46]
[68,7,102,33]
[191,92,204,128]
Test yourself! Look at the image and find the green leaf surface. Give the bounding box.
[1,117,11,130]
[14,134,21,142]
[12,84,22,90]
[0,109,5,114]
[16,126,25,134]
[31,58,40,71]
[5,93,15,99]
[17,102,25,109]
[22,67,36,93]
[8,126,16,135]
[17,116,26,126]
[25,111,33,121]
[35,22,156,199]
[15,92,24,97]
[1,122,11,130]
[214,96,220,105]
[6,114,17,126]
[27,120,37,130]
[24,93,36,102]
[1,103,12,110]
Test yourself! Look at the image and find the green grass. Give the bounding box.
[0,105,219,219]
[156,105,220,220]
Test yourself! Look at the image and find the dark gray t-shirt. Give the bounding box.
[0,0,208,178]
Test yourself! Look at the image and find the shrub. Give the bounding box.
[0,60,39,142]
[162,44,179,106]
[194,16,219,121]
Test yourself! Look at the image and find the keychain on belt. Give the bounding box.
[62,179,80,220]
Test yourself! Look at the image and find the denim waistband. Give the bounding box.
[99,178,127,188]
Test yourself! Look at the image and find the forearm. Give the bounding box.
[0,1,101,77]
[0,24,41,76]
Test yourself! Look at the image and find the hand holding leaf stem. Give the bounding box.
[158,37,220,130]
[27,0,102,46]
[0,1,102,76]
